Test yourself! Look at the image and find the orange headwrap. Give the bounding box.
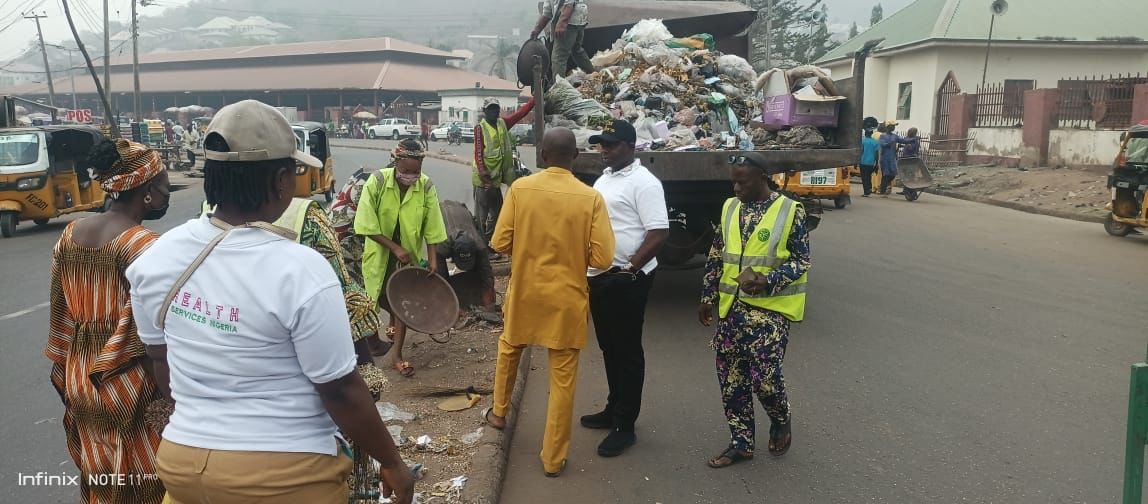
[96,139,164,194]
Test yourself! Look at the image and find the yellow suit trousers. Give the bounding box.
[494,337,580,474]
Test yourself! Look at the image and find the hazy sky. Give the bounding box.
[0,0,914,61]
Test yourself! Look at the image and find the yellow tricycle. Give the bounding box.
[292,121,335,202]
[1104,123,1148,237]
[0,126,108,238]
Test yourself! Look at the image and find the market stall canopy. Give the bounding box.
[582,1,756,58]
[353,111,377,119]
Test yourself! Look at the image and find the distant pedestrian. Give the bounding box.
[859,129,880,196]
[472,97,536,247]
[878,121,911,196]
[699,152,810,469]
[532,0,594,80]
[420,120,431,150]
[482,127,615,478]
[581,120,669,457]
[900,127,921,158]
[47,139,170,503]
[182,124,200,166]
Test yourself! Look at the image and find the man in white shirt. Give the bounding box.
[582,120,669,457]
[127,100,413,504]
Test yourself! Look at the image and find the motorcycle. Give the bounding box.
[448,129,462,146]
[513,145,531,179]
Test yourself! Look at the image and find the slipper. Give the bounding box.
[707,447,753,469]
[393,360,415,378]
[769,418,792,457]
[481,407,505,431]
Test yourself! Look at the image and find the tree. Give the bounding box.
[849,21,859,39]
[477,37,517,80]
[870,3,884,26]
[744,0,840,69]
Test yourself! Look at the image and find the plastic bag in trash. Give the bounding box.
[673,107,699,126]
[591,49,625,68]
[666,33,715,51]
[377,402,417,423]
[622,19,674,46]
[545,78,611,126]
[665,127,697,150]
[573,128,602,150]
[638,44,689,70]
[717,55,756,83]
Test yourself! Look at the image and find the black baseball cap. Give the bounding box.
[453,233,478,272]
[589,120,637,145]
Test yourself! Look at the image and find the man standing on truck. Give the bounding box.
[581,120,669,457]
[531,0,594,80]
[472,96,536,247]
[698,152,810,469]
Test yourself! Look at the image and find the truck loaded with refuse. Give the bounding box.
[522,1,875,267]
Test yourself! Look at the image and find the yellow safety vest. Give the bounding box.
[200,198,313,242]
[472,118,513,186]
[716,196,808,321]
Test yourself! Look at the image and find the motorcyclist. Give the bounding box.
[448,122,462,144]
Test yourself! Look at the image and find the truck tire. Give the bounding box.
[368,130,377,140]
[1104,213,1133,237]
[0,211,16,238]
[33,218,49,226]
[392,130,401,141]
[833,195,850,209]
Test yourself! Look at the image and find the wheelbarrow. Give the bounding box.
[897,157,933,202]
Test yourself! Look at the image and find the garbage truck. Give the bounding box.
[529,1,873,266]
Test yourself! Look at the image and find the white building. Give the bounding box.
[0,62,43,89]
[438,87,523,125]
[817,0,1148,137]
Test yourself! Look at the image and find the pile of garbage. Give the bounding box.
[542,19,842,152]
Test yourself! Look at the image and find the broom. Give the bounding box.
[402,384,492,398]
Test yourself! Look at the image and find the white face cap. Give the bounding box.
[204,100,321,167]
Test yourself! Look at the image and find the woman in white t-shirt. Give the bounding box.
[127,100,414,504]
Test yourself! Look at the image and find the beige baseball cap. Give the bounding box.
[204,100,321,167]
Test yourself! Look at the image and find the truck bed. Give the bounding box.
[566,76,862,181]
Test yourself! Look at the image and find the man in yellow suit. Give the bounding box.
[482,127,614,477]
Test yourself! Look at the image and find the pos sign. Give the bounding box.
[65,109,93,123]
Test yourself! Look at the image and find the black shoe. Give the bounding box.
[580,410,612,429]
[597,429,636,457]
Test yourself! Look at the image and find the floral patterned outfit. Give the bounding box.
[700,192,811,452]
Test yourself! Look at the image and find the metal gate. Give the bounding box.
[933,71,961,138]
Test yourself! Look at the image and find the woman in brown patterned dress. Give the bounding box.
[45,139,170,503]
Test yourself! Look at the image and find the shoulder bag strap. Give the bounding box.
[154,218,296,330]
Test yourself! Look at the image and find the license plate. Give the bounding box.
[800,169,837,186]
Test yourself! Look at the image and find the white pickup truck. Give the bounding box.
[367,118,421,140]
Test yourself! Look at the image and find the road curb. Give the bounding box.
[925,187,1106,224]
[331,142,472,167]
[461,346,532,504]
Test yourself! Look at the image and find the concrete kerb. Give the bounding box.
[332,142,473,168]
[925,187,1106,224]
[461,345,532,504]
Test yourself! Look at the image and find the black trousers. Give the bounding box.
[588,270,655,432]
[859,164,876,195]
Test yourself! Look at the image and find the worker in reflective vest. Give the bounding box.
[698,152,811,469]
[200,197,384,365]
[471,97,535,247]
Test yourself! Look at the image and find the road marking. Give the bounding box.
[0,302,50,321]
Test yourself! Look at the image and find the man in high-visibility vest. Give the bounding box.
[698,152,811,469]
[471,97,535,246]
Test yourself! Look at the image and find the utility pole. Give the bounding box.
[24,12,57,107]
[103,0,112,119]
[131,0,141,120]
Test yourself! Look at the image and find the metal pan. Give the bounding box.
[385,267,460,335]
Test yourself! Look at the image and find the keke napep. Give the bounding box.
[0,125,108,238]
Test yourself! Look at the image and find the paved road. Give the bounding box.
[0,148,474,502]
[501,189,1148,503]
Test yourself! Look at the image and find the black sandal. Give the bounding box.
[769,417,792,456]
[707,447,753,468]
